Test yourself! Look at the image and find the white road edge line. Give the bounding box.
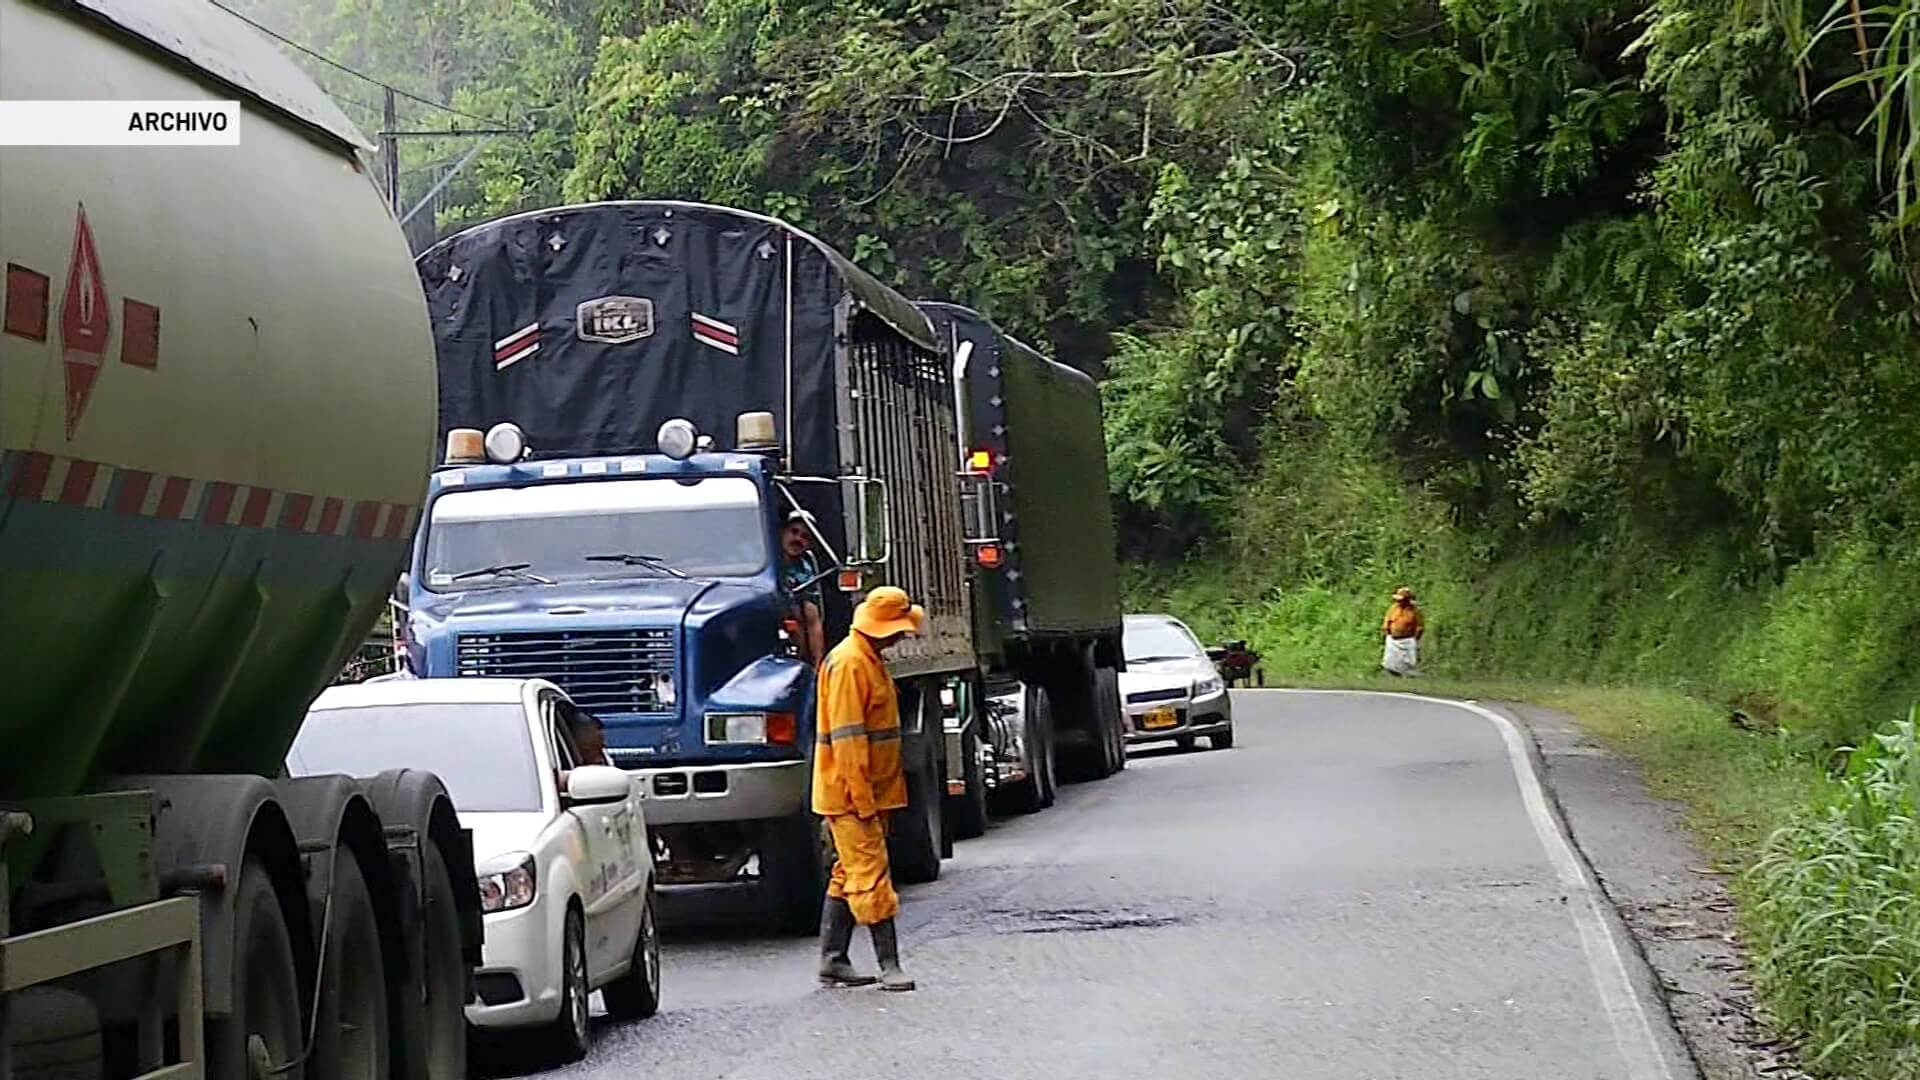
[1241,689,1683,1080]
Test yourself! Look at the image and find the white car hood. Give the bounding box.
[1119,658,1209,696]
[461,811,555,872]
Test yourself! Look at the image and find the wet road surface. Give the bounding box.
[479,690,1686,1080]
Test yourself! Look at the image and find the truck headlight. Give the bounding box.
[1192,675,1225,699]
[705,712,796,745]
[478,854,536,913]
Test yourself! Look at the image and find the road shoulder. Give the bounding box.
[1496,701,1809,1080]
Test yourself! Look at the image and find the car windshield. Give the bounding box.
[422,475,766,591]
[1124,619,1202,663]
[288,703,542,813]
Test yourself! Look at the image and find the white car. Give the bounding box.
[290,677,660,1063]
[1119,614,1234,751]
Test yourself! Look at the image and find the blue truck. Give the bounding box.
[395,202,1126,932]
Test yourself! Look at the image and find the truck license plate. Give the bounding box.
[1143,707,1177,731]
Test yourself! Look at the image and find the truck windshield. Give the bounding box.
[421,475,767,591]
[288,703,542,813]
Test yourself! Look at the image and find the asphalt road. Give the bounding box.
[479,690,1692,1080]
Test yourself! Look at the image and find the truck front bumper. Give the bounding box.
[625,759,811,826]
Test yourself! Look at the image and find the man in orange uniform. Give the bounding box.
[813,586,924,992]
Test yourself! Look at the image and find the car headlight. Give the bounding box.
[478,855,536,913]
[1193,675,1226,698]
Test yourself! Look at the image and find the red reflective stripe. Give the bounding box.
[114,470,153,514]
[202,481,235,524]
[7,452,51,499]
[156,476,190,520]
[241,486,273,527]
[351,501,379,539]
[281,492,313,532]
[59,460,98,505]
[316,497,343,536]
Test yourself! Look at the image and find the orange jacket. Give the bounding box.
[810,632,909,819]
[1382,601,1424,640]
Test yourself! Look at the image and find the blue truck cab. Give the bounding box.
[400,434,837,922]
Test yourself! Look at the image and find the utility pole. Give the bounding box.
[382,87,401,216]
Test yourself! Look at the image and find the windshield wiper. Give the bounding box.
[584,553,691,580]
[1128,654,1191,663]
[449,562,555,585]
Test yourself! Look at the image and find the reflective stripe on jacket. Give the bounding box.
[810,631,909,819]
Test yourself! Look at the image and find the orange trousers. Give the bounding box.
[825,813,899,925]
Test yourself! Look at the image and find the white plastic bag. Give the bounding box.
[1382,635,1419,676]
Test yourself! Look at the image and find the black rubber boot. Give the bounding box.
[870,919,915,992]
[817,899,876,987]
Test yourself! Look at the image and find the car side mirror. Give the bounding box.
[565,765,632,807]
[1205,647,1228,664]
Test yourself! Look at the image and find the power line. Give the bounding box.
[205,0,525,132]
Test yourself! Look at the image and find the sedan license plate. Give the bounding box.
[1143,707,1178,731]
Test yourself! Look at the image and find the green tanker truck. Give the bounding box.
[1,2,480,1078]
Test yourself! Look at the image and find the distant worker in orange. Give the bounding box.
[813,586,924,992]
[1381,587,1425,676]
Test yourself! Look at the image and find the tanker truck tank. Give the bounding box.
[1,3,478,1078]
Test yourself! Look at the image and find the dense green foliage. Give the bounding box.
[1750,713,1920,1080]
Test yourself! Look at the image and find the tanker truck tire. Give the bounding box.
[4,987,103,1080]
[415,844,468,1080]
[208,858,304,1080]
[310,853,390,1080]
[761,811,828,937]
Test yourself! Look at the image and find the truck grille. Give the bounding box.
[456,629,675,713]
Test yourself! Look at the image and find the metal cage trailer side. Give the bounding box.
[919,302,1129,827]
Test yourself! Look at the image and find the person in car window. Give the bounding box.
[557,709,609,793]
[781,509,828,664]
[813,586,924,992]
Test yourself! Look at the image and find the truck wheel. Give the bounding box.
[311,852,391,1080]
[889,759,944,885]
[541,910,591,1064]
[947,722,989,840]
[991,684,1051,815]
[761,811,828,936]
[5,987,102,1080]
[1096,664,1126,776]
[1034,687,1059,809]
[603,885,662,1021]
[416,843,469,1080]
[208,858,304,1080]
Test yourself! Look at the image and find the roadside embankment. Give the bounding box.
[1124,448,1920,1079]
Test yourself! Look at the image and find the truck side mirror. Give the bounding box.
[392,572,410,605]
[841,477,891,565]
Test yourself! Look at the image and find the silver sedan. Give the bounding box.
[1118,614,1234,751]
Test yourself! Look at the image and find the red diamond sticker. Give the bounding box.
[60,204,111,437]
